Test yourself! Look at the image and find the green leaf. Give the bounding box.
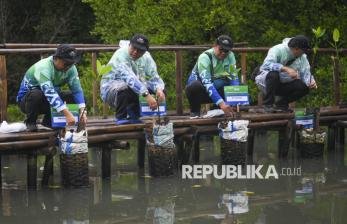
[333,28,340,43]
[96,60,102,74]
[319,29,326,38]
[100,65,112,76]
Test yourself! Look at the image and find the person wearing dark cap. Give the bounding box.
[185,35,237,117]
[255,35,317,113]
[16,44,87,131]
[100,34,165,125]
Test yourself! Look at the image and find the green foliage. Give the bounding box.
[95,59,112,79]
[312,26,326,54]
[7,104,25,122]
[330,28,342,59]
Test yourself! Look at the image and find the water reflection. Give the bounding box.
[0,131,347,223]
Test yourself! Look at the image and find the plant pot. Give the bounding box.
[147,144,177,177]
[60,153,89,187]
[220,138,246,165]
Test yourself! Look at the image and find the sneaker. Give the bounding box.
[189,112,200,119]
[25,122,38,132]
[115,119,131,125]
[274,105,293,113]
[130,119,143,124]
[263,105,276,113]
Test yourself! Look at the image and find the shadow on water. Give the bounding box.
[0,131,347,223]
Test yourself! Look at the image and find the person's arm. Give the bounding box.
[261,47,298,78]
[300,56,317,89]
[144,53,165,103]
[67,67,88,124]
[198,54,224,105]
[260,47,284,72]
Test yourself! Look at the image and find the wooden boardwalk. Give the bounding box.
[0,106,347,189]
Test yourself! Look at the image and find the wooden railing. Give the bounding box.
[0,43,346,121]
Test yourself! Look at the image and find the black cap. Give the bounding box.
[130,34,149,51]
[54,44,81,64]
[216,35,233,51]
[288,35,311,53]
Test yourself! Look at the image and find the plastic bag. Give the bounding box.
[218,120,249,142]
[152,122,175,148]
[202,109,225,118]
[59,129,88,154]
[0,121,27,133]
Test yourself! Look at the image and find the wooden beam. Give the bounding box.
[241,52,247,84]
[91,52,99,115]
[175,50,183,115]
[0,55,7,122]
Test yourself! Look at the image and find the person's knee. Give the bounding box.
[266,71,280,82]
[185,80,203,96]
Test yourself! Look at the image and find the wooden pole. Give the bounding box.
[241,52,247,84]
[332,57,341,105]
[27,153,37,189]
[0,55,7,121]
[101,147,112,179]
[91,52,99,115]
[175,50,183,115]
[137,138,146,168]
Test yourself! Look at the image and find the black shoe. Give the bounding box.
[189,112,200,119]
[263,105,276,113]
[274,105,293,113]
[25,121,38,132]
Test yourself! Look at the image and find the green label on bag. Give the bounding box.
[51,104,79,127]
[224,85,249,105]
[139,95,166,116]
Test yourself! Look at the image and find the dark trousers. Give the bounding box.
[19,89,75,125]
[116,87,166,119]
[185,80,225,114]
[263,71,309,106]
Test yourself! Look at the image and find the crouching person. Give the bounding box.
[255,35,317,113]
[100,34,166,125]
[16,44,87,131]
[185,35,237,118]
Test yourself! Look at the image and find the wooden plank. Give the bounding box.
[92,52,99,115]
[0,55,7,122]
[332,57,341,105]
[241,52,247,84]
[175,50,183,115]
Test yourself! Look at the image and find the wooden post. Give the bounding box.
[27,153,37,189]
[247,129,255,164]
[175,51,183,115]
[193,134,200,163]
[41,154,54,187]
[91,52,99,115]
[103,102,108,119]
[0,55,7,122]
[257,92,263,106]
[327,124,337,168]
[278,128,290,158]
[241,52,247,84]
[101,147,112,179]
[137,138,146,168]
[337,127,345,166]
[332,57,341,105]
